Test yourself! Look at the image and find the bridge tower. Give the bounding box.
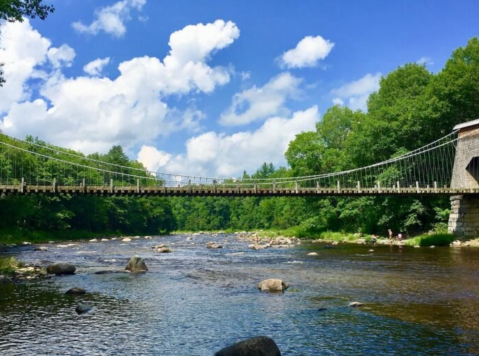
[448,119,479,238]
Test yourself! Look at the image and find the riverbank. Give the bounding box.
[175,229,479,248]
[0,228,166,246]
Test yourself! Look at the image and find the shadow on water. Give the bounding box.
[0,235,478,355]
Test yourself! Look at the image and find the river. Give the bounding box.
[0,234,478,355]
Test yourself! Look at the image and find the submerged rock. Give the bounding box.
[65,287,86,295]
[215,336,281,356]
[0,275,12,284]
[125,256,148,273]
[75,303,92,315]
[34,246,48,252]
[257,279,288,293]
[46,263,76,275]
[249,244,269,250]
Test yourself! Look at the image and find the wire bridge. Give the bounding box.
[0,128,478,197]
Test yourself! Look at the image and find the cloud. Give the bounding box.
[331,73,381,111]
[47,44,76,68]
[83,57,111,76]
[0,19,51,113]
[137,145,171,172]
[280,36,334,68]
[0,19,240,153]
[416,56,434,66]
[220,72,302,126]
[139,106,320,177]
[72,0,147,37]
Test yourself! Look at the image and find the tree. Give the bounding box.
[0,0,54,22]
[0,0,54,86]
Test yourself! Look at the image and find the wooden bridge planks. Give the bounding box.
[1,185,479,196]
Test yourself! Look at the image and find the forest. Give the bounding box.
[1,37,479,241]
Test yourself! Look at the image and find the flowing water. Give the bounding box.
[0,234,479,355]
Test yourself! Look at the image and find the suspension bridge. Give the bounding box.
[1,120,479,197]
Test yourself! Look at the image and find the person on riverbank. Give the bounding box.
[388,229,393,243]
[397,233,403,243]
[371,235,377,245]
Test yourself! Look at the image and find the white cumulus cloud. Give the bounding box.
[0,19,51,113]
[0,19,240,153]
[140,106,320,177]
[331,73,381,111]
[280,35,334,68]
[137,145,171,172]
[72,0,147,37]
[220,72,302,126]
[83,57,111,76]
[47,44,76,68]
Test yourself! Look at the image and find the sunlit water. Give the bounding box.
[1,234,479,355]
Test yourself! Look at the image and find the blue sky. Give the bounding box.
[0,0,478,177]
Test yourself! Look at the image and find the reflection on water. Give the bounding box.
[1,235,479,355]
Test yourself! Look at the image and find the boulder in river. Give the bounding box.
[307,252,318,256]
[349,301,363,307]
[206,242,223,249]
[157,247,173,253]
[122,238,131,242]
[75,303,92,315]
[89,239,98,242]
[125,256,148,273]
[65,287,86,295]
[257,279,288,292]
[46,263,76,275]
[34,246,48,252]
[215,336,281,356]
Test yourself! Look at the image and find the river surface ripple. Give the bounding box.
[1,234,479,356]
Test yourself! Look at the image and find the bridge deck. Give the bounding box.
[1,185,478,196]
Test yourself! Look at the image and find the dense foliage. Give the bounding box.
[1,38,479,239]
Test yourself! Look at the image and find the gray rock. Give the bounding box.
[157,247,173,253]
[46,263,76,275]
[215,336,281,356]
[257,279,288,292]
[206,242,223,249]
[75,303,92,315]
[125,256,148,273]
[34,246,48,252]
[65,287,86,295]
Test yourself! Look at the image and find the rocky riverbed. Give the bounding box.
[1,232,479,355]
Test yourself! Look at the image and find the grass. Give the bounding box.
[0,256,22,276]
[404,233,455,247]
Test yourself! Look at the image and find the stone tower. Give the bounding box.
[448,119,479,238]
